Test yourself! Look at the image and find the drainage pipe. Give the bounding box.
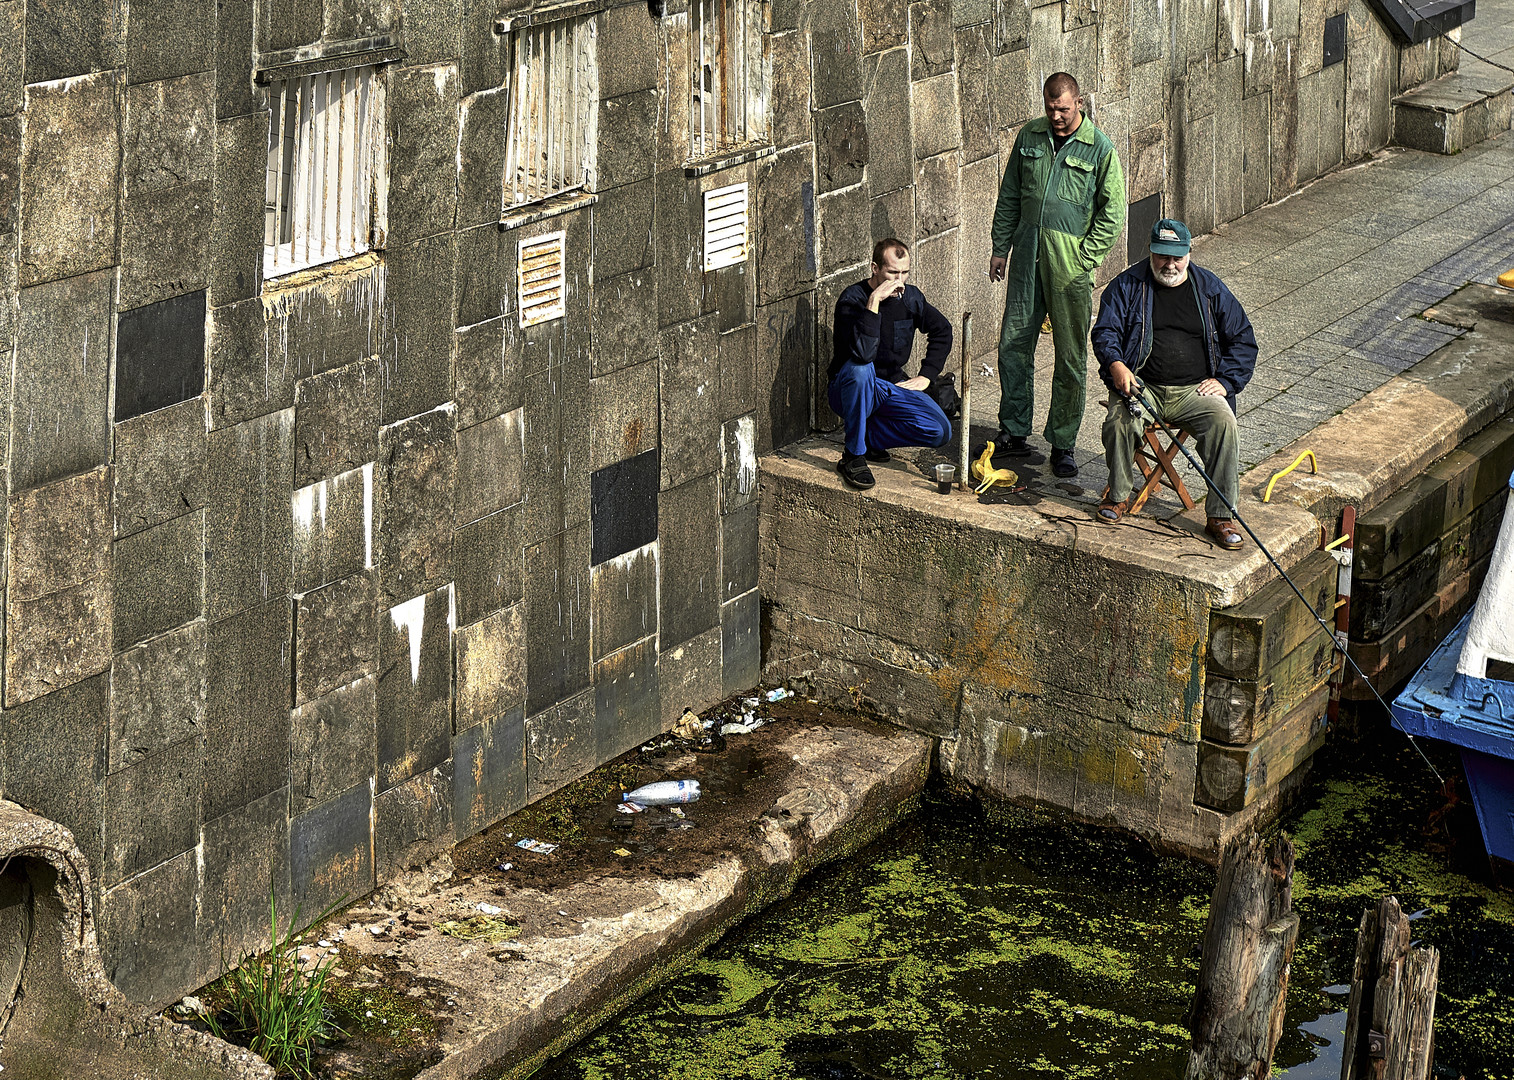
[958,310,972,491]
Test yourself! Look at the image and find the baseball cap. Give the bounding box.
[1149,219,1192,256]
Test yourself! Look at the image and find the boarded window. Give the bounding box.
[690,0,767,159]
[703,182,749,271]
[263,65,384,279]
[518,231,566,327]
[504,17,597,207]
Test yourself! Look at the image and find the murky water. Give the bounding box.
[537,736,1514,1080]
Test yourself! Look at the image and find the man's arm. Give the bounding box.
[1078,147,1127,271]
[835,286,881,368]
[990,129,1026,260]
[1211,281,1258,395]
[1091,274,1135,393]
[915,294,954,385]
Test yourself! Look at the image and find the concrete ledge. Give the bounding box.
[1393,71,1514,153]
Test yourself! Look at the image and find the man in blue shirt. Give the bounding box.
[828,238,953,490]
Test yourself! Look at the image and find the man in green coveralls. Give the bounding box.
[989,72,1126,478]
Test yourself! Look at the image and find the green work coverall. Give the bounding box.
[991,115,1126,449]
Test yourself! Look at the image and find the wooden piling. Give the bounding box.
[1184,833,1299,1080]
[1340,896,1439,1080]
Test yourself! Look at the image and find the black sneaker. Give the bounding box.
[1051,447,1078,478]
[1003,434,1033,457]
[837,454,876,490]
[864,447,891,463]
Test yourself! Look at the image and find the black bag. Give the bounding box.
[926,372,961,421]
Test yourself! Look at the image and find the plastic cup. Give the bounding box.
[935,463,956,494]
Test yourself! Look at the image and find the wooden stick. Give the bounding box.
[958,311,972,490]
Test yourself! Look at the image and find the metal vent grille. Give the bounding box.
[519,231,566,327]
[263,65,381,279]
[703,182,749,272]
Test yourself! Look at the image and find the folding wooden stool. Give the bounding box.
[1128,422,1197,514]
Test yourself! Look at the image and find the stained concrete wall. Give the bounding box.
[0,0,1442,1009]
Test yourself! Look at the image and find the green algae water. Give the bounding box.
[538,738,1513,1080]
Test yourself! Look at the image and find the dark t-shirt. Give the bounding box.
[1051,130,1071,155]
[1145,278,1208,387]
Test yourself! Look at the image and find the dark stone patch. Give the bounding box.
[206,409,294,620]
[590,449,659,566]
[375,764,454,879]
[292,465,371,594]
[722,503,760,600]
[456,410,524,527]
[387,64,461,246]
[379,233,457,424]
[589,544,657,662]
[721,589,761,696]
[376,585,452,792]
[294,570,379,705]
[1324,13,1346,66]
[115,290,207,422]
[453,705,526,840]
[204,599,292,821]
[291,674,377,811]
[293,357,380,487]
[454,504,523,627]
[756,292,815,453]
[113,398,208,539]
[210,111,267,307]
[290,780,374,917]
[103,737,200,887]
[525,689,595,800]
[378,407,456,604]
[1127,191,1163,267]
[595,636,660,761]
[99,851,197,1009]
[456,602,525,730]
[110,621,206,773]
[113,510,205,650]
[524,524,591,717]
[125,0,215,83]
[199,785,290,971]
[659,473,719,650]
[714,261,753,334]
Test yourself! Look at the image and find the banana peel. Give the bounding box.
[970,443,1020,493]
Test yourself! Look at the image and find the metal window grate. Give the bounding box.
[703,182,749,271]
[263,65,380,279]
[691,0,762,159]
[504,17,596,207]
[518,231,566,327]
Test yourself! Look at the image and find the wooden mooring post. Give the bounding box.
[1185,833,1299,1080]
[1340,896,1440,1080]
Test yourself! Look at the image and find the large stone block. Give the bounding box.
[456,409,524,527]
[1179,113,1216,236]
[400,0,462,64]
[1214,58,1245,224]
[916,152,961,238]
[207,297,284,428]
[862,0,908,51]
[721,588,760,696]
[1184,0,1220,60]
[103,737,200,887]
[816,102,869,194]
[290,780,374,917]
[912,0,956,79]
[24,0,124,84]
[598,89,658,190]
[1242,92,1270,213]
[1270,46,1300,198]
[19,73,120,285]
[112,398,209,541]
[454,318,519,434]
[871,183,915,245]
[294,569,378,705]
[375,764,453,878]
[958,154,1000,353]
[124,73,214,196]
[0,115,17,237]
[911,229,960,343]
[590,543,658,662]
[388,64,462,245]
[590,360,659,473]
[380,233,457,424]
[456,601,526,729]
[113,510,205,649]
[1188,51,1218,122]
[1219,0,1245,60]
[594,636,659,761]
[216,0,259,119]
[595,179,655,280]
[455,222,507,330]
[13,270,113,491]
[206,409,295,620]
[453,705,526,839]
[204,598,291,820]
[654,170,704,329]
[378,405,457,603]
[99,851,196,1008]
[199,785,290,969]
[755,147,817,305]
[293,357,381,487]
[324,0,400,40]
[720,322,757,421]
[454,505,523,627]
[259,264,380,396]
[754,291,815,452]
[259,0,323,49]
[522,350,591,543]
[590,269,656,378]
[995,0,1030,52]
[126,0,214,83]
[912,73,963,159]
[770,28,813,150]
[459,0,506,94]
[653,15,692,173]
[110,621,207,773]
[812,0,866,108]
[660,316,721,489]
[1099,0,1133,100]
[956,26,995,164]
[818,183,870,277]
[721,414,758,514]
[659,473,720,649]
[292,464,373,593]
[524,524,591,716]
[1129,59,1167,131]
[292,674,377,811]
[457,86,505,229]
[1317,60,1345,174]
[525,688,596,799]
[657,623,722,728]
[591,450,659,566]
[722,503,760,601]
[0,6,19,116]
[864,49,913,192]
[377,585,452,791]
[599,1,659,96]
[6,469,112,705]
[210,110,267,306]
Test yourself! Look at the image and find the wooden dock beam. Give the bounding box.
[1340,896,1440,1080]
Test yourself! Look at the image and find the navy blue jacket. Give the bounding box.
[830,280,953,386]
[1091,261,1257,409]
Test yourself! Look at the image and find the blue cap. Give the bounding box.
[1150,219,1192,256]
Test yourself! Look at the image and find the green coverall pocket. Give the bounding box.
[1018,143,1044,186]
[1057,155,1095,205]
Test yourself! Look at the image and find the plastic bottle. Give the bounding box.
[622,780,701,806]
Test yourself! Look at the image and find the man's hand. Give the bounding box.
[1197,378,1227,397]
[867,277,906,312]
[895,376,930,391]
[1108,361,1137,398]
[988,255,1007,283]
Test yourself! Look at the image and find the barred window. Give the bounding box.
[690,0,766,159]
[504,17,597,207]
[263,65,384,279]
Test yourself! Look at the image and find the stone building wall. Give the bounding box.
[0,0,1444,1008]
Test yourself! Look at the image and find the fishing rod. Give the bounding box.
[1121,380,1447,786]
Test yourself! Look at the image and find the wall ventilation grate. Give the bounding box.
[703,182,749,272]
[519,231,566,327]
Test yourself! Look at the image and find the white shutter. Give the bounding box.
[518,231,566,327]
[703,182,749,272]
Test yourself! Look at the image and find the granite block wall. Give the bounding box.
[0,0,1437,1008]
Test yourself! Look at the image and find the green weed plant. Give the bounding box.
[205,890,347,1078]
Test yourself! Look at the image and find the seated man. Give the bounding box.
[1091,219,1258,550]
[829,238,954,490]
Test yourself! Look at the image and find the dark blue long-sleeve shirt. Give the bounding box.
[829,280,953,386]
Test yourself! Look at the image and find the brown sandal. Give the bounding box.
[1205,517,1244,550]
[1096,496,1130,524]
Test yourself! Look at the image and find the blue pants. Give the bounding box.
[828,363,952,457]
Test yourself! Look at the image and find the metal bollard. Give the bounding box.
[958,311,972,490]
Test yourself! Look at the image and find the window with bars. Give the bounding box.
[690,0,766,160]
[263,65,385,279]
[504,17,597,208]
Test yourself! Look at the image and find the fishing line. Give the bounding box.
[1124,382,1447,786]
